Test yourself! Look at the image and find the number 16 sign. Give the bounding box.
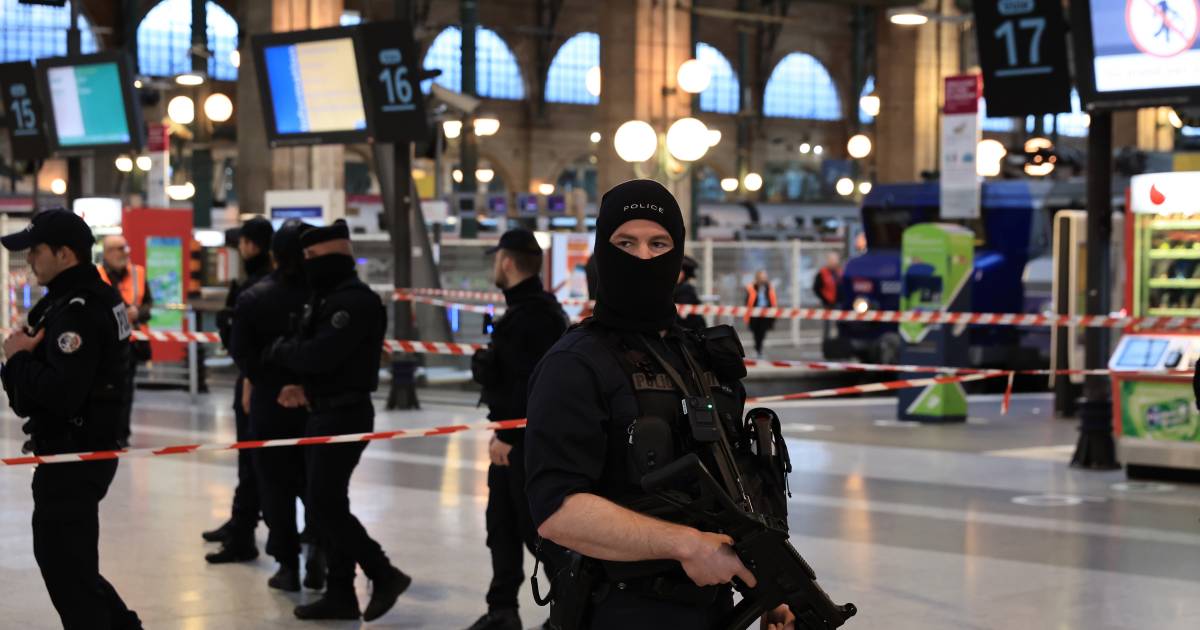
[360,20,428,144]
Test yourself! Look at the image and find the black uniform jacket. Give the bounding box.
[266,274,386,399]
[230,270,310,395]
[484,276,568,446]
[2,265,130,453]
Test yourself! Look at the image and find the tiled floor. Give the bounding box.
[1,389,1198,629]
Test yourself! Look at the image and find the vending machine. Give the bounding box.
[1114,172,1200,478]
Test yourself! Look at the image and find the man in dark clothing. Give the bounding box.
[265,221,410,622]
[465,229,568,630]
[674,255,706,331]
[524,181,796,628]
[230,220,324,592]
[0,209,143,630]
[203,216,274,562]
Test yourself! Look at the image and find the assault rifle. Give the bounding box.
[642,453,857,630]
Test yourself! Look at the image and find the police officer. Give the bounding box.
[97,234,154,447]
[203,216,274,562]
[524,180,796,629]
[265,221,410,621]
[229,220,324,592]
[0,209,143,630]
[465,230,567,630]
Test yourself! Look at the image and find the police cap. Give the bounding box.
[0,208,94,253]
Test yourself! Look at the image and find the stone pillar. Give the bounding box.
[235,0,345,217]
[874,2,961,183]
[596,0,694,232]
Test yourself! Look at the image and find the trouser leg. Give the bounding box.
[305,405,388,588]
[118,359,136,445]
[484,463,525,611]
[32,460,140,630]
[256,441,304,565]
[229,379,260,542]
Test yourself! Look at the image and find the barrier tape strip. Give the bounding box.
[1,372,1007,467]
[395,290,1200,330]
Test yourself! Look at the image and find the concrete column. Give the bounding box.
[595,0,694,230]
[235,0,344,217]
[874,2,960,183]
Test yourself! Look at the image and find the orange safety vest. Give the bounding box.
[817,267,840,306]
[97,263,150,335]
[744,282,777,322]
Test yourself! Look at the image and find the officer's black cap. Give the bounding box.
[485,229,541,255]
[299,219,350,248]
[237,216,275,251]
[0,208,94,253]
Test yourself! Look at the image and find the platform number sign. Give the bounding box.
[974,0,1072,117]
[360,20,428,144]
[0,61,48,160]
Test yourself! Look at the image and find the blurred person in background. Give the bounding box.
[744,270,777,357]
[96,234,153,447]
[674,255,706,331]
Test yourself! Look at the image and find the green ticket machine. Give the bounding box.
[897,223,974,422]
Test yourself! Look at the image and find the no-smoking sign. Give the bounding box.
[1127,0,1200,57]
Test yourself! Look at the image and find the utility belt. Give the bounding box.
[307,391,371,413]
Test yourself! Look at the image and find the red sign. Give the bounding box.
[147,123,169,153]
[943,75,981,115]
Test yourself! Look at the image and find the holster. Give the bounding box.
[536,542,601,630]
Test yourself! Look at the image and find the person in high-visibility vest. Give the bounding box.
[812,252,843,349]
[97,234,154,447]
[744,269,777,357]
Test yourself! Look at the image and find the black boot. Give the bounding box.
[464,609,522,630]
[205,540,258,564]
[362,566,412,622]
[201,520,233,543]
[303,545,326,591]
[294,587,360,620]
[268,564,301,592]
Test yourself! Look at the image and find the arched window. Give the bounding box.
[858,75,875,124]
[137,0,238,81]
[763,52,841,121]
[981,98,1016,132]
[0,0,98,62]
[1054,89,1089,138]
[696,42,738,114]
[546,32,598,104]
[422,26,525,100]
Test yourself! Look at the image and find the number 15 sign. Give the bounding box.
[360,20,428,145]
[974,0,1073,117]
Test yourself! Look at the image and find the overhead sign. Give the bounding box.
[359,20,428,144]
[0,61,49,160]
[941,75,982,220]
[1129,171,1200,214]
[1073,0,1200,108]
[974,0,1073,116]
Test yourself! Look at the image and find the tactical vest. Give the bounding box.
[23,283,131,453]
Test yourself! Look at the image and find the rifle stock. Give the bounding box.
[642,454,857,630]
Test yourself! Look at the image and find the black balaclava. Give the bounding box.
[592,179,686,332]
[271,219,307,280]
[241,216,274,276]
[298,220,357,293]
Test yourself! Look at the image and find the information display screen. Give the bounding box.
[46,62,131,146]
[1074,0,1200,107]
[35,52,141,153]
[1114,337,1170,369]
[262,37,367,135]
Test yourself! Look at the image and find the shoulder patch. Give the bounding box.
[112,304,132,340]
[331,310,351,329]
[57,331,83,354]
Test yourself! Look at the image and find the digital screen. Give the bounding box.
[45,61,131,147]
[262,37,367,135]
[1088,0,1200,94]
[1114,338,1170,369]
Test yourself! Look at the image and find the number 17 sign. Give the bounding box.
[360,20,428,144]
[974,0,1072,117]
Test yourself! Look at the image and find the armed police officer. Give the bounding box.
[466,229,568,630]
[264,220,411,622]
[229,219,324,592]
[1,209,143,630]
[525,181,800,629]
[203,216,275,562]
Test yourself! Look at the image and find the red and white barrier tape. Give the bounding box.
[395,290,1200,330]
[1,372,1008,467]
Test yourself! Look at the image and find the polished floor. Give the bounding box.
[1,388,1198,629]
